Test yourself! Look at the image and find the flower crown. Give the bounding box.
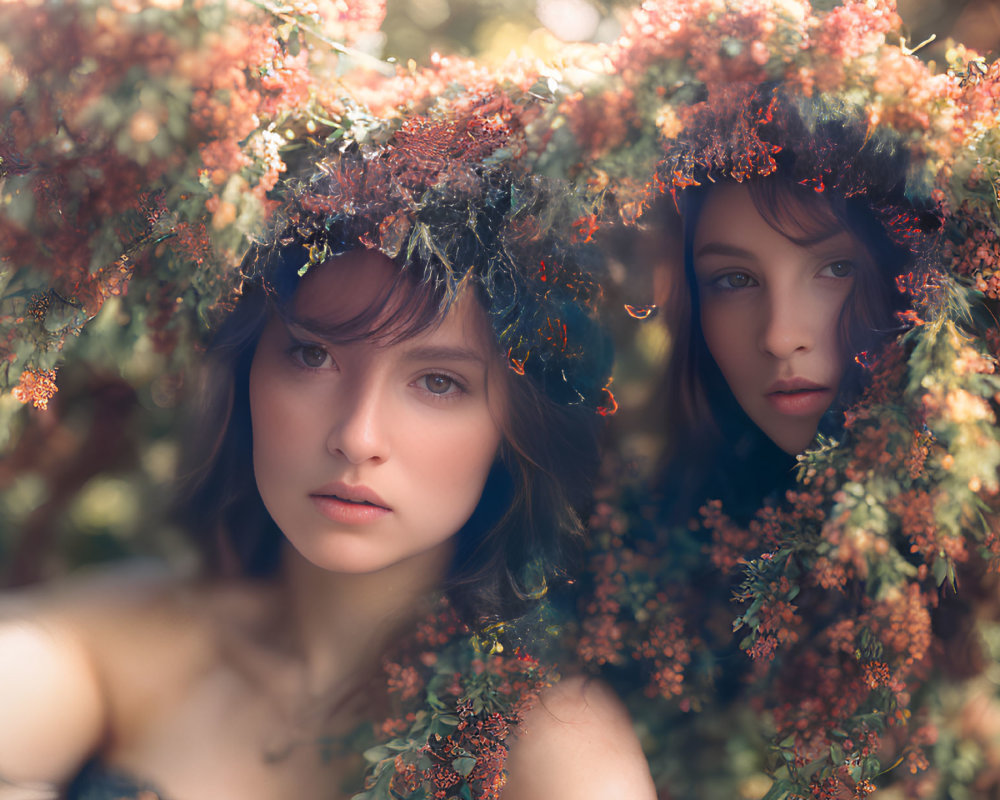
[656,83,941,255]
[240,110,616,413]
[550,0,998,301]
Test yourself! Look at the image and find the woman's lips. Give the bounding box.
[309,482,391,525]
[310,495,391,525]
[765,382,833,416]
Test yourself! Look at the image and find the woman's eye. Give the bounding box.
[713,271,755,290]
[291,344,331,369]
[822,261,855,278]
[419,374,459,396]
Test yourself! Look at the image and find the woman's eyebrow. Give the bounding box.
[402,344,486,365]
[696,231,859,261]
[694,242,757,260]
[809,230,864,252]
[283,314,348,340]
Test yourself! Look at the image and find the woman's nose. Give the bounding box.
[759,291,815,360]
[326,378,389,465]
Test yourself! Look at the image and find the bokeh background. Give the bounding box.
[0,0,998,588]
[378,0,1000,65]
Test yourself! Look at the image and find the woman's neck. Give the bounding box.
[273,540,454,694]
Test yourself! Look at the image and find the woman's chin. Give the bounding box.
[758,417,822,456]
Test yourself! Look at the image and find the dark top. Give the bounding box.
[65,761,166,800]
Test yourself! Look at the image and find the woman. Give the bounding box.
[655,84,922,523]
[574,83,988,797]
[557,0,1000,791]
[0,117,654,800]
[643,86,999,798]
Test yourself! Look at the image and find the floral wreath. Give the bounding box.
[241,114,615,412]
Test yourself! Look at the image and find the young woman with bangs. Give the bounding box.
[0,141,655,800]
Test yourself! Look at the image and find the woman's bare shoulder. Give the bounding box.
[0,563,208,657]
[0,563,217,786]
[502,674,656,800]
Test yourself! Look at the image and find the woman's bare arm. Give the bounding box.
[0,606,106,787]
[502,675,656,800]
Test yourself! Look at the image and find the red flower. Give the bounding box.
[11,367,58,410]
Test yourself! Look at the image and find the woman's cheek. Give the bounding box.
[700,301,744,365]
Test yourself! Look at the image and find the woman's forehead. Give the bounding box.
[288,250,494,353]
[294,249,404,319]
[695,182,860,252]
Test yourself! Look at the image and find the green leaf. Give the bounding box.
[362,745,392,763]
[452,756,477,777]
[932,556,949,586]
[526,77,556,103]
[352,760,395,800]
[760,778,794,800]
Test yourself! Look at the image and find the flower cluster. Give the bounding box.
[0,0,348,422]
[10,367,59,411]
[945,204,1000,300]
[349,51,543,123]
[356,597,557,800]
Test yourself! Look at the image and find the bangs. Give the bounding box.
[273,258,457,348]
[747,179,846,248]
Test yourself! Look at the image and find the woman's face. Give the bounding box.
[692,183,873,454]
[248,250,505,575]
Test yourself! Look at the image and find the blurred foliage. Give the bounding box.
[381,0,629,62]
[0,298,188,585]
